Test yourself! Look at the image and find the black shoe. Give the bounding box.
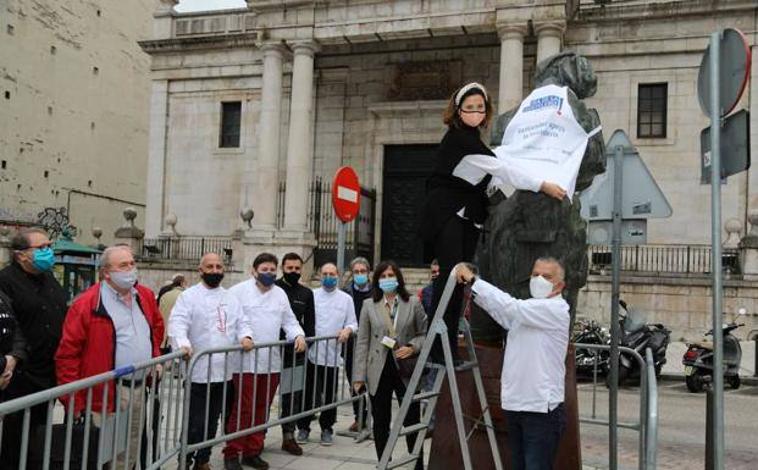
[224,457,243,470]
[241,455,269,470]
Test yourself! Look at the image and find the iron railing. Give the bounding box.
[576,344,658,470]
[588,244,740,275]
[138,237,233,262]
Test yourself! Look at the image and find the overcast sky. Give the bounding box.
[175,0,247,13]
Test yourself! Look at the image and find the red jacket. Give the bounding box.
[55,282,165,415]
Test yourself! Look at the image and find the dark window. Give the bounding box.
[637,83,667,138]
[219,101,241,148]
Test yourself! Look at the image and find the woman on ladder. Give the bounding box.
[418,82,566,361]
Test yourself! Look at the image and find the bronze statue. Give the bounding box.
[471,51,607,342]
[428,52,606,470]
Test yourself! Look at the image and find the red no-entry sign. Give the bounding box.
[332,166,361,223]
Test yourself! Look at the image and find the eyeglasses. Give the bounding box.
[27,243,52,250]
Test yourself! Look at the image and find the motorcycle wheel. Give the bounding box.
[727,375,741,390]
[604,364,632,387]
[686,373,705,393]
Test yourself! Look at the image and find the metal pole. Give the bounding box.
[609,144,624,470]
[708,30,724,470]
[337,221,346,276]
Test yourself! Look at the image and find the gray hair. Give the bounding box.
[99,245,133,272]
[534,257,565,282]
[349,256,371,272]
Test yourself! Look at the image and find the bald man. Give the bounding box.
[169,253,253,470]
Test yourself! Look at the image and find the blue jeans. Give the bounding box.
[505,404,566,470]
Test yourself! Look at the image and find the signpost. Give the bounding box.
[697,27,751,470]
[580,130,672,469]
[331,166,361,274]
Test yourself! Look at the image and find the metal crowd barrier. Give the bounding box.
[575,343,658,470]
[0,351,186,470]
[179,333,366,468]
[0,335,367,470]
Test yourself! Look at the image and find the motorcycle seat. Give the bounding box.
[692,341,714,350]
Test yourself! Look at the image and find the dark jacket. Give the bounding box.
[418,283,434,319]
[0,290,27,364]
[418,125,493,242]
[275,277,315,367]
[55,282,164,415]
[342,282,372,324]
[0,261,68,389]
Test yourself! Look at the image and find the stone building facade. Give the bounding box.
[0,0,153,245]
[139,0,758,272]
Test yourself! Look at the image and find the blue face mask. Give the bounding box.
[257,271,277,287]
[31,247,55,272]
[379,278,399,294]
[322,276,338,290]
[353,274,368,286]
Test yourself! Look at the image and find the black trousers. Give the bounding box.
[344,336,368,426]
[187,381,233,465]
[505,404,567,470]
[369,351,423,470]
[0,374,51,470]
[431,216,480,362]
[298,362,338,432]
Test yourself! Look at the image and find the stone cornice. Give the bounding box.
[139,33,260,54]
[577,0,758,23]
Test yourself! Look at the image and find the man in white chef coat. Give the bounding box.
[454,258,569,470]
[168,253,254,470]
[299,262,357,446]
[222,252,306,470]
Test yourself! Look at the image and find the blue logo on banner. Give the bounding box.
[523,95,564,113]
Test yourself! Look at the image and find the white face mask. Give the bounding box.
[109,268,138,290]
[529,275,554,299]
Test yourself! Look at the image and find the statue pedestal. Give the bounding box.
[428,343,581,469]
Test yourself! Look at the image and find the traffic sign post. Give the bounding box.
[331,167,361,274]
[697,28,751,470]
[707,31,725,470]
[580,130,673,470]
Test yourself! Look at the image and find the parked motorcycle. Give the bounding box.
[682,308,746,393]
[606,300,671,387]
[573,319,611,376]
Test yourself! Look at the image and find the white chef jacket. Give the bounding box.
[471,278,570,413]
[169,282,252,384]
[229,279,305,374]
[309,287,358,367]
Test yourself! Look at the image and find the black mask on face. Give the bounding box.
[202,272,224,288]
[283,271,301,285]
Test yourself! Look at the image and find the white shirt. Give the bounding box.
[229,280,305,374]
[169,282,252,384]
[309,287,358,367]
[471,278,570,413]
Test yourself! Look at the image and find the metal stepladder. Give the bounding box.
[378,272,503,470]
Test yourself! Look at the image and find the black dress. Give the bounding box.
[419,124,541,360]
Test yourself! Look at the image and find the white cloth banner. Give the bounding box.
[493,84,600,201]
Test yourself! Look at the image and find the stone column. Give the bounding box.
[283,41,319,231]
[739,209,758,281]
[252,43,287,232]
[145,80,169,238]
[535,21,566,64]
[497,24,527,113]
